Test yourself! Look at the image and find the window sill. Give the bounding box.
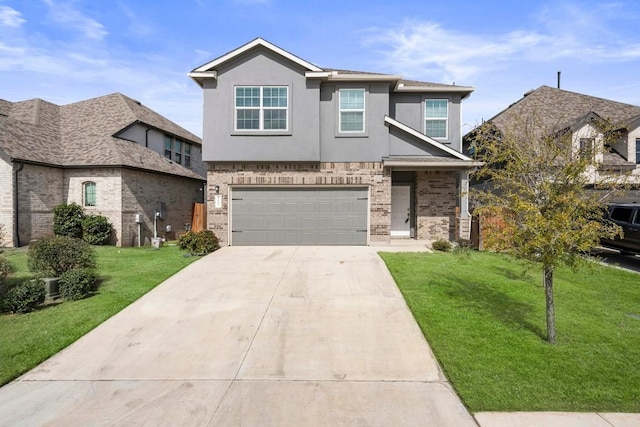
[336,133,369,138]
[231,130,292,136]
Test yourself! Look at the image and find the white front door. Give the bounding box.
[391,185,411,237]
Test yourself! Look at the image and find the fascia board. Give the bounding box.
[384,116,472,161]
[383,159,483,168]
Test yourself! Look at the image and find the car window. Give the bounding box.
[610,207,633,223]
[633,209,640,225]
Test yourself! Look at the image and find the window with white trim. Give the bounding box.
[83,181,96,207]
[425,99,448,139]
[339,88,365,132]
[235,86,288,130]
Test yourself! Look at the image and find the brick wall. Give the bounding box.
[415,171,458,240]
[0,157,13,247]
[121,169,204,247]
[207,162,390,246]
[17,163,64,245]
[64,168,122,245]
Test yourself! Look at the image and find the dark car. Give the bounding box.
[601,203,640,255]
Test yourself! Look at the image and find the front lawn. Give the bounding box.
[380,250,640,413]
[0,245,199,386]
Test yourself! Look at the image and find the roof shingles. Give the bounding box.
[0,94,203,180]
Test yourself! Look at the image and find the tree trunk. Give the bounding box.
[543,265,556,344]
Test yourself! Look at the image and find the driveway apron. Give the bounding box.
[0,246,475,426]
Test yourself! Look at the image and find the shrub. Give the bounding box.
[28,236,97,277]
[53,203,85,238]
[82,214,112,245]
[432,239,453,252]
[178,230,220,255]
[0,255,14,286]
[1,280,45,314]
[59,268,98,300]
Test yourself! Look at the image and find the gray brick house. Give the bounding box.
[0,93,206,247]
[190,38,479,246]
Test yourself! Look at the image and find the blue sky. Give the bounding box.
[2,0,640,137]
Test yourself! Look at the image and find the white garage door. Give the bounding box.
[231,188,368,245]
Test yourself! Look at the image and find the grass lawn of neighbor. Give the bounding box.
[380,250,640,413]
[0,244,199,386]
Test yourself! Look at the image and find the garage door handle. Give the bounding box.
[231,198,243,201]
[231,230,242,233]
[357,197,368,200]
[356,229,367,232]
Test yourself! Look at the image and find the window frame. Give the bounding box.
[424,99,449,139]
[234,85,289,132]
[163,135,192,168]
[339,88,366,133]
[83,181,96,208]
[636,138,640,164]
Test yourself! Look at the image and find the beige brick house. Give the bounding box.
[0,94,206,247]
[190,38,479,246]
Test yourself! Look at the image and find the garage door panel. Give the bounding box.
[231,188,368,245]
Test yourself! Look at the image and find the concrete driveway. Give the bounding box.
[0,246,475,426]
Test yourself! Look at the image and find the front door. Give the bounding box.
[391,185,411,237]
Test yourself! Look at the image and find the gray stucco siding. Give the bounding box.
[202,48,320,162]
[388,126,441,157]
[319,83,390,162]
[390,92,463,152]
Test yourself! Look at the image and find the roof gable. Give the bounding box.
[190,38,323,86]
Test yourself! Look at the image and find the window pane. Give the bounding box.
[426,100,448,118]
[341,112,364,132]
[426,120,447,138]
[84,182,96,207]
[263,87,287,107]
[184,143,191,155]
[175,140,183,153]
[235,87,260,107]
[636,138,640,164]
[184,156,191,168]
[340,89,364,109]
[175,152,182,164]
[237,109,260,129]
[264,109,287,130]
[164,136,172,159]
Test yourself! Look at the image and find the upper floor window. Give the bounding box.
[235,86,288,131]
[579,137,595,161]
[83,181,96,207]
[636,138,640,164]
[339,89,365,133]
[425,99,448,139]
[164,135,192,167]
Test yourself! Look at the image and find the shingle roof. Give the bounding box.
[0,94,204,180]
[489,85,640,132]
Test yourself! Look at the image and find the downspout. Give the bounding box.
[13,160,24,247]
[145,127,151,148]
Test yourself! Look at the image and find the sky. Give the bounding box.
[2,0,640,138]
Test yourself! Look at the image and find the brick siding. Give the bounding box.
[415,171,459,240]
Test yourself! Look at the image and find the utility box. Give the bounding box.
[135,213,143,224]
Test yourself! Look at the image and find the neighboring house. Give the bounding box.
[189,38,479,246]
[464,85,640,200]
[0,93,207,247]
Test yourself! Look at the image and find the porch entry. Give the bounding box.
[391,184,412,237]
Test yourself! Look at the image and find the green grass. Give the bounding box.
[0,245,199,386]
[380,250,640,413]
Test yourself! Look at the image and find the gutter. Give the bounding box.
[13,160,24,247]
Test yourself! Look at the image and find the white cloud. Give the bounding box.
[0,6,26,28]
[365,5,640,84]
[43,0,108,40]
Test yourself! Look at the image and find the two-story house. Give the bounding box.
[464,86,640,201]
[190,38,478,246]
[0,93,206,247]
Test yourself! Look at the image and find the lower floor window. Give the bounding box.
[83,181,96,207]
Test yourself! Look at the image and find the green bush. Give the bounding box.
[432,239,453,252]
[178,230,220,255]
[28,236,97,277]
[53,203,85,238]
[1,280,45,314]
[82,214,112,245]
[59,268,98,300]
[0,255,14,286]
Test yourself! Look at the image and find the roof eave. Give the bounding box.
[383,159,483,169]
[395,83,475,98]
[304,70,402,82]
